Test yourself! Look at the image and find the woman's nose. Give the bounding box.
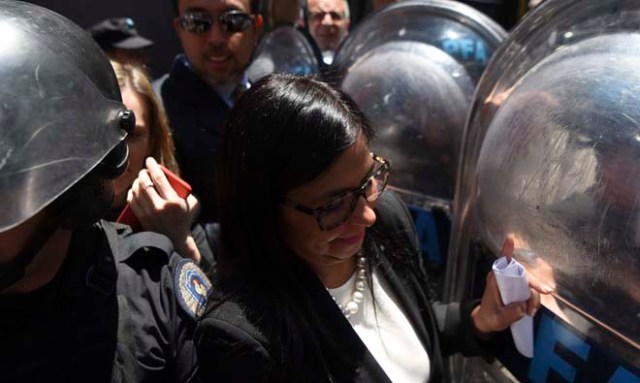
[205,19,227,44]
[350,196,376,227]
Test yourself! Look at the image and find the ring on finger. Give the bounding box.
[183,197,190,211]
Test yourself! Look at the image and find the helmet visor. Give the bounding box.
[0,10,126,232]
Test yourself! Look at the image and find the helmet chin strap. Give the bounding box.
[0,219,59,292]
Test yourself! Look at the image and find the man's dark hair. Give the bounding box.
[171,0,261,16]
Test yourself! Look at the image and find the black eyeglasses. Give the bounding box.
[178,10,253,35]
[309,10,346,22]
[282,154,390,231]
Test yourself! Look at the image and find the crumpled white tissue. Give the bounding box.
[492,256,534,358]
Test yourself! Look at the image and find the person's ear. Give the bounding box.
[254,14,264,33]
[173,17,182,35]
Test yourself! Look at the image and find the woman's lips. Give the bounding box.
[335,231,365,245]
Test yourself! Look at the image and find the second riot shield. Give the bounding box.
[448,0,640,379]
[247,25,320,81]
[335,0,506,271]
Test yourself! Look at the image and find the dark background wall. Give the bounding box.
[28,0,181,79]
[28,0,523,80]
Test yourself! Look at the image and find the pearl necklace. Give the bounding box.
[329,253,368,319]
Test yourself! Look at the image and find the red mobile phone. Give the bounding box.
[116,164,192,232]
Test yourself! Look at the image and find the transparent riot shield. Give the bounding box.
[334,0,506,276]
[247,25,320,81]
[333,0,506,83]
[449,0,640,379]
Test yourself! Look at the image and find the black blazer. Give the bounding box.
[160,55,231,223]
[195,191,482,382]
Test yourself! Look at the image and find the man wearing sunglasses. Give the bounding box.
[308,0,350,64]
[157,0,263,224]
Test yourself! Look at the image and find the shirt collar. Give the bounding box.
[212,75,251,107]
[182,57,250,107]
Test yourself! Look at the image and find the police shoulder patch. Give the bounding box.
[174,258,212,319]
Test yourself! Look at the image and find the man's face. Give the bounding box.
[600,145,640,209]
[174,0,262,84]
[308,0,349,52]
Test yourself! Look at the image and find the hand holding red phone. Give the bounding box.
[121,157,201,261]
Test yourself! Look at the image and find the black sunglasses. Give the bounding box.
[178,10,253,35]
[282,154,390,231]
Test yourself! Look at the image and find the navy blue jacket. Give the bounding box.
[160,55,230,224]
[0,221,200,382]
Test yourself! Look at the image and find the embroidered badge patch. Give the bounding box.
[174,259,212,318]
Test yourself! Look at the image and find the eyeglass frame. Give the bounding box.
[178,9,255,35]
[281,154,390,231]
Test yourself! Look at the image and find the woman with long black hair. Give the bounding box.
[196,73,545,382]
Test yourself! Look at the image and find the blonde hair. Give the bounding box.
[111,60,181,175]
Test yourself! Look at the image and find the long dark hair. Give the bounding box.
[212,74,376,379]
[215,73,373,281]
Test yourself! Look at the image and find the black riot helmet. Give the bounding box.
[0,1,134,288]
